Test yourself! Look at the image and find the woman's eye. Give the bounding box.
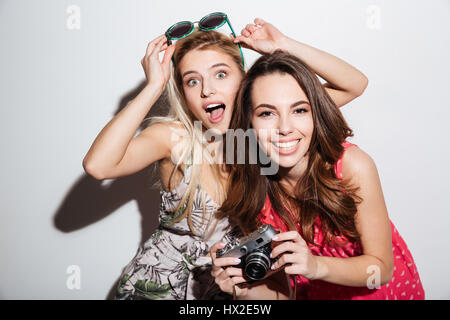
[216,71,227,79]
[258,111,273,117]
[187,79,200,87]
[294,108,307,114]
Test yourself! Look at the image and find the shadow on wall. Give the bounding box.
[53,80,171,300]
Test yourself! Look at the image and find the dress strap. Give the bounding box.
[334,141,359,180]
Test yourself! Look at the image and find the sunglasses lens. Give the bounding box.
[199,14,225,29]
[168,22,193,38]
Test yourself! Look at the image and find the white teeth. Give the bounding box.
[205,103,224,111]
[273,140,299,148]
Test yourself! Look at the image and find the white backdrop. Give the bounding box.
[1,0,449,299]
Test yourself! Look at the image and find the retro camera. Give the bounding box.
[216,224,278,281]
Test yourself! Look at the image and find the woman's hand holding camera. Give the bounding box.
[270,231,322,280]
[210,230,322,299]
[210,242,249,297]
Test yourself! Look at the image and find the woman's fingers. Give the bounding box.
[245,23,257,33]
[210,241,226,260]
[160,43,168,51]
[161,44,176,66]
[145,41,156,57]
[269,231,308,271]
[145,35,166,56]
[270,240,297,259]
[210,241,250,297]
[210,242,242,278]
[271,252,296,270]
[254,17,267,26]
[227,276,247,286]
[140,35,173,87]
[146,36,168,63]
[240,28,250,37]
[214,267,247,294]
[243,20,265,37]
[161,44,176,79]
[232,34,244,42]
[142,36,165,67]
[214,257,241,268]
[216,267,244,282]
[273,231,304,243]
[233,34,252,49]
[150,38,166,59]
[210,256,242,278]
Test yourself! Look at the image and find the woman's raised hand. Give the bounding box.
[141,35,176,92]
[210,241,249,297]
[231,18,288,55]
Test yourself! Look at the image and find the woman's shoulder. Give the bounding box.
[145,120,186,134]
[341,143,378,182]
[143,120,189,149]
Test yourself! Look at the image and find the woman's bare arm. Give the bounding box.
[271,147,394,287]
[235,18,369,107]
[277,37,368,107]
[83,85,170,180]
[83,35,176,180]
[313,147,394,286]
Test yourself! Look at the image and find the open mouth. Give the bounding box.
[271,139,300,155]
[205,103,226,123]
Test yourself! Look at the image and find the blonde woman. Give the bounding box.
[82,14,368,300]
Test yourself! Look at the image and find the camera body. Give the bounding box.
[217,224,278,281]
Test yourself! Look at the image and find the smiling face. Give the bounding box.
[250,72,314,176]
[178,48,243,134]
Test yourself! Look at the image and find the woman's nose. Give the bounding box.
[278,115,294,135]
[201,82,216,98]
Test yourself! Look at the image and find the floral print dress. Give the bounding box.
[114,161,233,300]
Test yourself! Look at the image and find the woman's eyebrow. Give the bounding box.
[211,63,231,69]
[291,100,310,108]
[182,63,231,79]
[254,100,310,110]
[254,103,276,111]
[182,70,197,78]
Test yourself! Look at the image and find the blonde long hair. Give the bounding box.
[145,30,245,236]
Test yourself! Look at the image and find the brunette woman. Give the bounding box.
[211,51,424,300]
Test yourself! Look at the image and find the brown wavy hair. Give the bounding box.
[217,50,361,245]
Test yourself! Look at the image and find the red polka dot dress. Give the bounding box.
[258,142,425,300]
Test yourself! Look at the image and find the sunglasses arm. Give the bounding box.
[226,19,245,69]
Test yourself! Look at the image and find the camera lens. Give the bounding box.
[244,250,271,281]
[245,261,268,280]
